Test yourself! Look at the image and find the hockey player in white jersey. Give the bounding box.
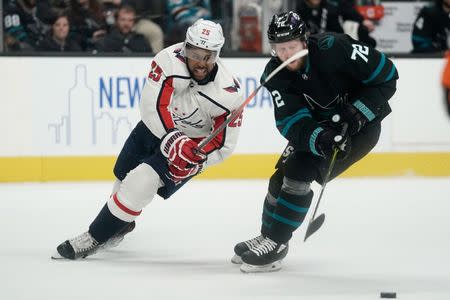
[53,19,244,260]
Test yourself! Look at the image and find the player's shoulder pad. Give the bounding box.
[215,59,244,109]
[306,33,351,72]
[260,57,293,86]
[152,42,190,78]
[260,57,278,83]
[309,32,348,52]
[419,3,440,17]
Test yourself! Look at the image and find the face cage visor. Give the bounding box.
[184,42,219,64]
[269,38,305,57]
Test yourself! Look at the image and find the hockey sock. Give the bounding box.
[260,194,277,236]
[89,204,129,244]
[268,180,313,243]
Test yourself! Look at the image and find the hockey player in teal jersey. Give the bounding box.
[232,11,399,273]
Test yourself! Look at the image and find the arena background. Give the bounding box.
[0,55,449,181]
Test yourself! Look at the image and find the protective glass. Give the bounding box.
[184,43,219,64]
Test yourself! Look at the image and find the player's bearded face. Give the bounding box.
[272,39,307,71]
[185,45,218,81]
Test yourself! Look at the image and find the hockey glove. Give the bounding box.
[316,126,351,159]
[168,162,204,183]
[160,129,207,170]
[340,103,368,136]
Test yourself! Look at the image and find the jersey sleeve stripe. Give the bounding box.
[156,77,175,131]
[384,65,397,83]
[201,113,228,153]
[276,108,312,136]
[412,35,432,48]
[362,53,386,84]
[309,127,324,156]
[353,100,376,121]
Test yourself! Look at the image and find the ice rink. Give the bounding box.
[1,177,450,300]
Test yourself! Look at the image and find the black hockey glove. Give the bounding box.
[316,126,351,160]
[340,103,368,136]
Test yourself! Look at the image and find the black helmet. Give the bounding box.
[267,11,308,43]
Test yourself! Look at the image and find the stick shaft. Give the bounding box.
[198,49,309,149]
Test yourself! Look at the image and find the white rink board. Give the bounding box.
[0,56,449,156]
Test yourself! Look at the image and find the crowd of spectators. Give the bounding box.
[1,0,202,53]
[2,0,450,54]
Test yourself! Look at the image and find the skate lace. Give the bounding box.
[250,238,278,256]
[244,235,264,250]
[70,232,99,254]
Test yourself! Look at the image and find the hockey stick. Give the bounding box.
[198,49,309,149]
[304,122,348,241]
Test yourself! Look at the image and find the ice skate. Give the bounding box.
[240,237,288,273]
[52,232,100,260]
[99,221,136,251]
[231,234,265,264]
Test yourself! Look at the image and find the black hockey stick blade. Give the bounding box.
[304,213,326,241]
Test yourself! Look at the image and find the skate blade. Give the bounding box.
[51,252,66,260]
[240,261,282,273]
[231,254,243,264]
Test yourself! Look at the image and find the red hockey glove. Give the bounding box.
[160,129,207,169]
[340,103,368,136]
[168,162,204,183]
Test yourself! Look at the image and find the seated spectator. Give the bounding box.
[100,0,164,53]
[37,13,82,51]
[128,0,164,53]
[95,5,151,53]
[3,0,55,51]
[165,0,212,46]
[69,0,107,51]
[295,0,376,47]
[412,0,450,53]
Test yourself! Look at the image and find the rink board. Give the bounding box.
[1,152,450,182]
[0,57,449,181]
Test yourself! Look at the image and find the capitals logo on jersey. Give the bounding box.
[173,48,186,63]
[223,78,241,93]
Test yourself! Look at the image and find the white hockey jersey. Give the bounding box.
[140,43,244,167]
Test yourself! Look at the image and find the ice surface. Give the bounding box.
[1,178,449,300]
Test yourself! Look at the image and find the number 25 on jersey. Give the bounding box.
[148,61,163,82]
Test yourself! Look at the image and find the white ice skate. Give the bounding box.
[52,232,99,260]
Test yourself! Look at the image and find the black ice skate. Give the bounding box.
[240,237,288,273]
[99,221,136,251]
[52,232,100,260]
[231,234,265,264]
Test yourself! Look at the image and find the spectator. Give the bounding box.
[101,0,164,53]
[295,0,376,47]
[128,0,164,53]
[3,0,55,51]
[95,4,151,53]
[37,13,82,51]
[68,0,107,50]
[412,0,450,53]
[165,0,212,46]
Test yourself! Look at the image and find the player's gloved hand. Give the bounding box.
[316,126,351,159]
[168,162,204,183]
[160,129,207,170]
[340,103,368,136]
